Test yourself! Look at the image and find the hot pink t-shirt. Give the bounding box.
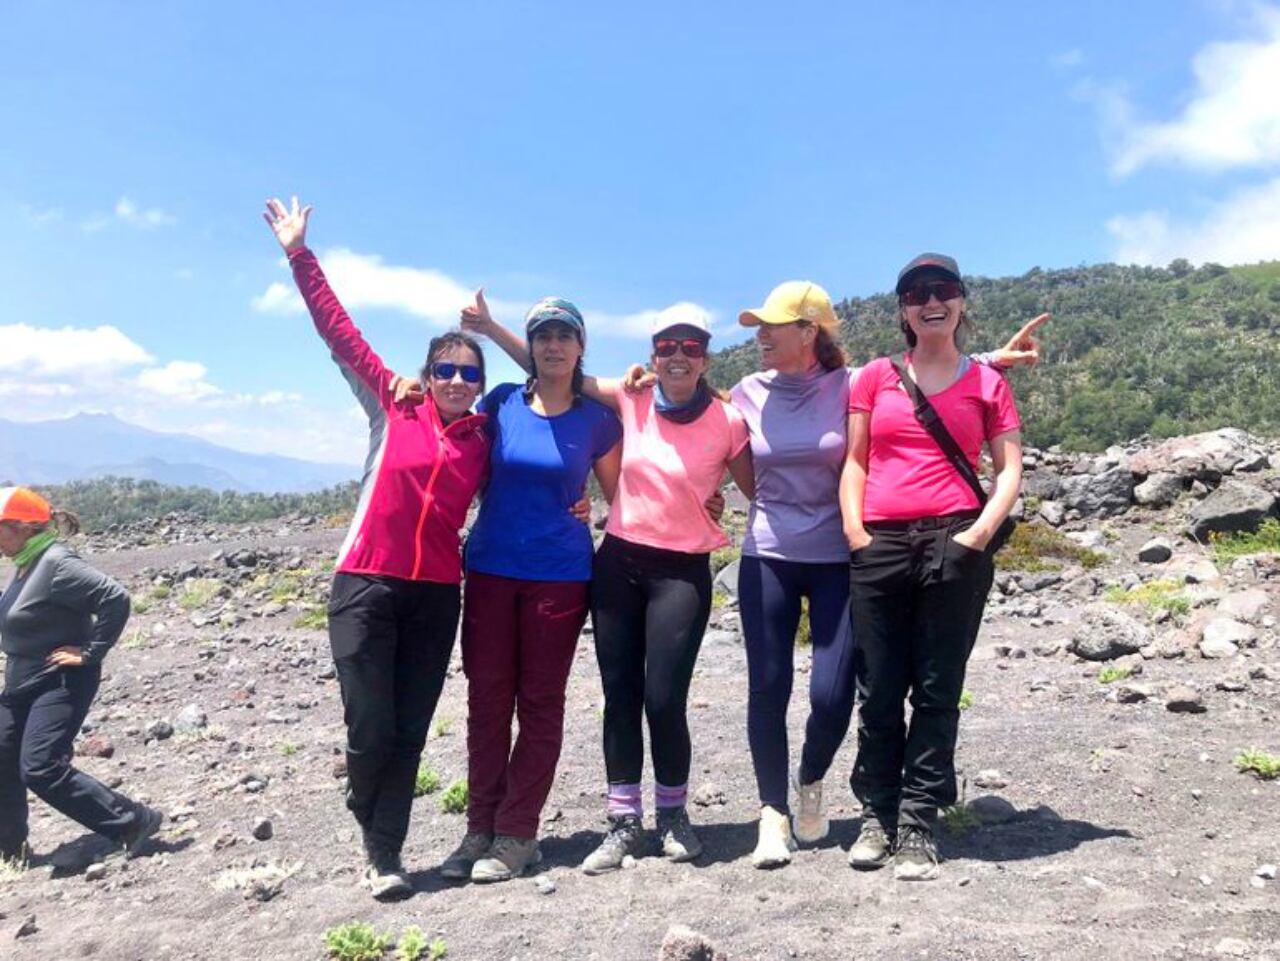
[605,388,750,554]
[848,356,1021,522]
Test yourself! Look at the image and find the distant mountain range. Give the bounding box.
[0,413,357,493]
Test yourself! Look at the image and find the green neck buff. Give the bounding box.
[13,529,57,570]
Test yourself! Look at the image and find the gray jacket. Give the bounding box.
[0,542,130,687]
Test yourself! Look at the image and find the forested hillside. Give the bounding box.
[708,259,1280,451]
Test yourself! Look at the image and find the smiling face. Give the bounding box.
[899,270,966,348]
[530,322,584,380]
[427,343,483,422]
[651,325,709,396]
[755,321,816,373]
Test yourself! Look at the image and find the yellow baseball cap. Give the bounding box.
[738,281,839,334]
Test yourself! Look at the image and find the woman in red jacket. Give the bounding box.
[264,197,492,901]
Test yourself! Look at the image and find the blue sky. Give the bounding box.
[3,1,1278,465]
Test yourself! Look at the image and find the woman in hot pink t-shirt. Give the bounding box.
[838,252,1023,883]
[456,297,753,874]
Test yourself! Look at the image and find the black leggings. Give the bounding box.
[590,535,712,789]
[328,572,460,855]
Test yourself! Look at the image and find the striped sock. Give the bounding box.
[607,783,643,819]
[655,781,687,810]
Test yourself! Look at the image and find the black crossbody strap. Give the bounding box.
[890,353,988,506]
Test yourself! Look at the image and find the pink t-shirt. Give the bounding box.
[605,388,750,554]
[848,356,1021,522]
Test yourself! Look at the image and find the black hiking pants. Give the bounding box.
[328,573,459,856]
[848,511,995,832]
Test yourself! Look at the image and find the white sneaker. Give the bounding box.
[750,806,796,869]
[792,772,829,844]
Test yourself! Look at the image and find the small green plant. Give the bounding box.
[178,577,225,611]
[131,595,153,615]
[120,628,147,650]
[996,522,1107,573]
[1104,579,1190,616]
[0,850,29,882]
[710,589,730,609]
[293,605,328,630]
[395,927,447,961]
[150,583,172,600]
[958,689,974,711]
[414,765,442,798]
[1097,665,1133,684]
[324,923,391,961]
[432,716,454,738]
[795,597,811,648]
[1211,518,1280,562]
[439,779,468,815]
[941,804,979,835]
[710,546,739,577]
[1234,748,1280,780]
[280,740,299,757]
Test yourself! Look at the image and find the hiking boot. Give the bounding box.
[440,831,493,881]
[581,814,645,875]
[892,824,940,881]
[656,807,702,863]
[847,817,894,870]
[122,806,164,858]
[792,772,829,844]
[362,848,413,901]
[750,805,796,869]
[470,834,542,883]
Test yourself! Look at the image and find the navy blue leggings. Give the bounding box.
[739,555,857,812]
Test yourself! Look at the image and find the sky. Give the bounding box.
[3,0,1279,466]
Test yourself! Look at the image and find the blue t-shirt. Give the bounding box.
[465,383,623,582]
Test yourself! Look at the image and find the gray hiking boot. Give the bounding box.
[440,831,493,881]
[581,815,645,875]
[892,824,940,881]
[362,848,412,901]
[470,834,542,883]
[847,817,894,870]
[656,807,702,863]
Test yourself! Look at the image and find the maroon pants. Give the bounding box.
[462,571,589,839]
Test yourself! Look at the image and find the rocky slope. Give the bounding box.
[1,428,1278,961]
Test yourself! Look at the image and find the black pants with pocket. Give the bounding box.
[328,572,460,856]
[847,511,995,832]
[590,535,712,791]
[0,665,142,854]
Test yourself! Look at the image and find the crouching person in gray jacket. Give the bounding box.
[0,487,163,864]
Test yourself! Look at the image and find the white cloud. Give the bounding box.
[0,323,154,375]
[113,196,177,228]
[251,280,299,314]
[21,205,63,226]
[1112,7,1280,175]
[1051,48,1083,68]
[1108,174,1280,265]
[137,361,221,400]
[589,301,717,339]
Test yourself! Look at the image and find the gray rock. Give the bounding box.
[967,794,1018,825]
[1133,472,1183,508]
[1116,683,1153,703]
[973,769,1007,789]
[14,915,37,939]
[84,863,108,882]
[1069,606,1152,661]
[1187,480,1277,540]
[532,874,556,895]
[1057,467,1133,517]
[145,719,174,741]
[1137,538,1173,563]
[713,559,740,600]
[173,704,208,734]
[1217,589,1270,624]
[691,783,726,807]
[1066,530,1108,551]
[1200,617,1256,656]
[1129,428,1267,481]
[1037,500,1066,526]
[1022,472,1061,503]
[1257,863,1277,879]
[1165,685,1206,714]
[1018,572,1063,593]
[252,818,274,841]
[658,925,729,961]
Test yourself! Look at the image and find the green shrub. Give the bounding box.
[997,522,1107,573]
[1097,665,1133,684]
[414,765,441,798]
[323,922,390,961]
[958,690,974,710]
[178,578,224,611]
[395,927,447,961]
[1234,748,1280,780]
[293,605,328,630]
[432,716,454,738]
[439,780,468,815]
[1104,579,1190,616]
[941,804,978,834]
[1211,518,1280,561]
[710,546,739,577]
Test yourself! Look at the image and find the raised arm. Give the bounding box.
[460,290,622,411]
[839,411,873,551]
[983,313,1049,370]
[263,197,393,412]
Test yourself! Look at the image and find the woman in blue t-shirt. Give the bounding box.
[440,296,623,884]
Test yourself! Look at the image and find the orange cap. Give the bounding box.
[0,487,52,524]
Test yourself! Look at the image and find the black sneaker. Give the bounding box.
[892,824,940,881]
[122,806,164,858]
[362,847,412,901]
[581,815,645,875]
[656,806,702,862]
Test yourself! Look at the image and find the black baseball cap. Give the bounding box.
[896,253,963,294]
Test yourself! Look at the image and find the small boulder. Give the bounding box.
[252,818,274,841]
[967,794,1018,825]
[174,704,208,735]
[713,559,740,600]
[1200,617,1256,657]
[78,735,115,759]
[1069,606,1151,661]
[1133,472,1183,508]
[658,925,729,961]
[145,719,174,741]
[1165,685,1206,714]
[1187,480,1276,540]
[1217,589,1270,624]
[1057,467,1133,518]
[1137,538,1173,564]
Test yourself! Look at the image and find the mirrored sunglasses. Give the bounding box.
[430,362,482,383]
[653,338,708,359]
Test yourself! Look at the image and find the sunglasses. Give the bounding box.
[899,279,965,307]
[430,362,482,384]
[653,338,708,359]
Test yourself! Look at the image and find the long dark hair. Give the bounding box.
[419,330,486,393]
[523,354,585,405]
[812,326,847,370]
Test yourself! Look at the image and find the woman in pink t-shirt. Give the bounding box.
[455,296,754,875]
[839,253,1023,882]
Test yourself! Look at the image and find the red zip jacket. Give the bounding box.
[288,246,489,584]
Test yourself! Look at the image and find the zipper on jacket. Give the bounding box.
[408,408,486,579]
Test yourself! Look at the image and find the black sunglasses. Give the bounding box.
[899,279,965,307]
[430,362,482,383]
[653,338,708,359]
